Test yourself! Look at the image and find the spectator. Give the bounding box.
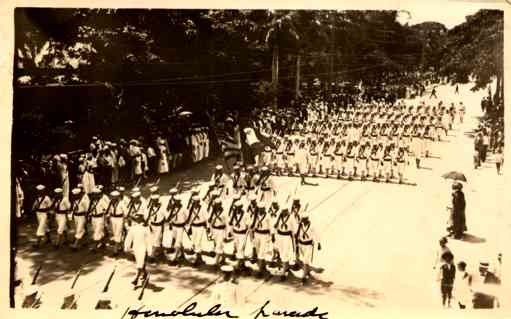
[437,251,455,308]
[495,147,503,175]
[455,261,473,309]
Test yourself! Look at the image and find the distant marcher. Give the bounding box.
[458,102,465,124]
[430,87,437,99]
[455,84,459,95]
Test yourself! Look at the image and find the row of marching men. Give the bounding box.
[258,126,438,184]
[30,164,323,284]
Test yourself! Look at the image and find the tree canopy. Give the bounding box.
[12,8,503,155]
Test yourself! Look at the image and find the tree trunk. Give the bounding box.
[494,74,502,104]
[271,44,279,108]
[295,54,301,99]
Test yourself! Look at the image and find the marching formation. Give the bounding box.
[30,164,322,286]
[260,100,465,184]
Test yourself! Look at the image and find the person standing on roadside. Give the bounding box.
[437,251,456,308]
[495,147,503,175]
[455,261,473,309]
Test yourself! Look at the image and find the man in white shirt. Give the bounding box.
[243,126,264,166]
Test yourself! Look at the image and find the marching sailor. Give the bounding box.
[357,143,369,180]
[230,165,245,197]
[124,212,152,286]
[252,202,273,276]
[210,165,231,198]
[334,140,345,179]
[89,187,109,251]
[228,201,251,263]
[395,147,407,184]
[273,207,298,281]
[295,213,321,285]
[309,140,319,176]
[382,146,393,183]
[207,198,228,265]
[106,190,127,255]
[147,194,165,259]
[186,195,209,264]
[257,166,276,206]
[32,185,52,248]
[369,144,380,181]
[345,142,356,179]
[243,165,257,197]
[52,188,71,248]
[165,194,188,262]
[71,187,90,251]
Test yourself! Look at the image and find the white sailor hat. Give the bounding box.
[35,184,45,191]
[220,264,234,273]
[116,186,125,192]
[211,190,220,197]
[232,193,241,200]
[234,201,243,208]
[169,188,178,195]
[150,194,160,200]
[233,165,240,170]
[97,185,104,191]
[214,198,222,205]
[173,194,182,202]
[215,164,223,170]
[54,188,63,194]
[257,202,265,209]
[131,187,140,193]
[71,188,82,195]
[131,191,141,198]
[192,195,201,202]
[149,185,159,193]
[60,154,68,161]
[261,166,269,172]
[248,193,257,201]
[264,145,271,152]
[77,183,83,189]
[110,190,120,197]
[191,187,200,194]
[479,261,489,269]
[92,187,102,194]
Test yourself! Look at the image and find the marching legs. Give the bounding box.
[280,262,290,281]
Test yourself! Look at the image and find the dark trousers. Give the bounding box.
[480,145,488,162]
[441,284,453,306]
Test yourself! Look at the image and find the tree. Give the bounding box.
[439,9,503,98]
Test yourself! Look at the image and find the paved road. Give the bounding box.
[14,82,508,314]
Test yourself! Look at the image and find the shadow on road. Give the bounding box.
[460,233,486,244]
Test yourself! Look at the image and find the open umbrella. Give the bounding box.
[442,171,467,182]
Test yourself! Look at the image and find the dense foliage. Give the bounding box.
[13,9,503,156]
